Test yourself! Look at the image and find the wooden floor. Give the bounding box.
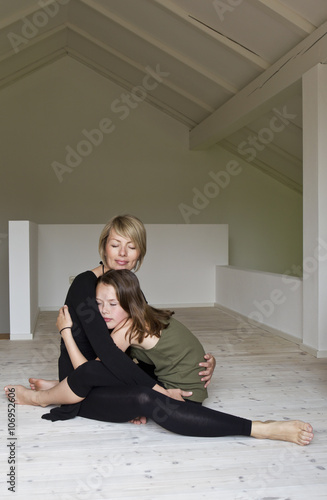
[1,307,326,500]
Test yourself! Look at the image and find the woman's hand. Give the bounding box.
[199,353,216,388]
[56,305,73,334]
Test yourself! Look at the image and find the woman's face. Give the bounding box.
[96,283,129,329]
[104,229,140,270]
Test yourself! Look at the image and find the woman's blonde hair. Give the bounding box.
[98,215,146,271]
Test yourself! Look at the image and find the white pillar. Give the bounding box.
[302,64,327,357]
[9,221,38,340]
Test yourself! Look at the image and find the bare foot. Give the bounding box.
[29,378,58,391]
[129,416,147,425]
[4,385,44,406]
[251,420,314,446]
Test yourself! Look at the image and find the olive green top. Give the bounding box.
[129,317,208,403]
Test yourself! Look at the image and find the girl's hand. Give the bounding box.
[56,305,73,333]
[153,384,192,402]
[165,388,192,401]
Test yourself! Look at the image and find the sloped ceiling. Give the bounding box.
[2,0,327,192]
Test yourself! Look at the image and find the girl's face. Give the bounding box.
[104,229,140,271]
[96,283,129,329]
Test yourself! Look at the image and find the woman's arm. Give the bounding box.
[56,306,87,369]
[64,272,157,388]
[110,322,133,352]
[199,353,216,388]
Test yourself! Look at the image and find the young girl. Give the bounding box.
[4,270,314,446]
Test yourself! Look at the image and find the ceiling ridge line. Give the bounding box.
[66,48,198,128]
[67,24,216,114]
[0,49,67,89]
[76,0,238,94]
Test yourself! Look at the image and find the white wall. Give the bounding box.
[37,223,228,309]
[216,265,302,343]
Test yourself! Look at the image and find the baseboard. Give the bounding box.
[300,343,327,358]
[214,302,302,346]
[10,334,33,340]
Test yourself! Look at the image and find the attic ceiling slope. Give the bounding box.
[1,0,327,190]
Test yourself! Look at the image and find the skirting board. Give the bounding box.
[300,343,327,359]
[215,302,327,359]
[214,302,301,342]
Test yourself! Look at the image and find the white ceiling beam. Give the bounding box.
[79,0,238,94]
[153,0,269,70]
[190,20,327,150]
[248,0,316,35]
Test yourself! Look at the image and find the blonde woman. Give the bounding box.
[28,215,216,419]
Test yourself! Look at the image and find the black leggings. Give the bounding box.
[66,361,252,438]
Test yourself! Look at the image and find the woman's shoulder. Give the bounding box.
[72,270,97,283]
[67,270,97,294]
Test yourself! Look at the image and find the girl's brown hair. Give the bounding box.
[97,269,173,343]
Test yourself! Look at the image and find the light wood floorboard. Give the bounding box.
[1,307,326,499]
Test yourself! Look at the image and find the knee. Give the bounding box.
[134,386,154,406]
[75,360,98,378]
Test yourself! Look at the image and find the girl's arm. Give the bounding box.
[56,306,88,369]
[64,272,157,388]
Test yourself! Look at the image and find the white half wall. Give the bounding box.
[137,224,228,306]
[215,265,302,343]
[37,223,228,309]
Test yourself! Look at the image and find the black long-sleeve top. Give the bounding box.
[58,270,155,388]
